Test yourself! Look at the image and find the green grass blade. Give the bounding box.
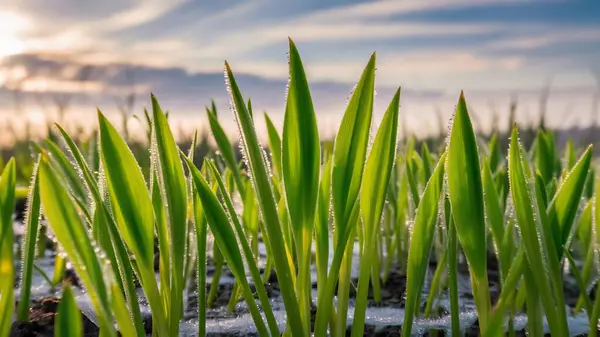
[192,164,208,337]
[111,282,137,337]
[56,285,82,337]
[152,169,171,313]
[282,38,321,333]
[205,160,280,336]
[482,158,507,278]
[98,111,154,269]
[248,97,254,119]
[352,88,401,337]
[225,60,302,336]
[403,138,420,207]
[52,255,66,286]
[38,157,115,336]
[565,250,592,315]
[331,52,376,234]
[446,204,461,336]
[54,124,144,337]
[446,92,490,329]
[315,52,376,336]
[206,244,224,308]
[523,266,543,336]
[184,156,270,336]
[315,154,332,300]
[97,111,167,336]
[488,133,502,172]
[584,168,595,199]
[484,246,525,336]
[44,139,88,205]
[207,106,245,194]
[547,145,592,257]
[395,164,410,271]
[264,113,283,180]
[0,158,16,337]
[283,37,321,245]
[151,95,188,333]
[590,181,600,337]
[535,130,554,185]
[17,157,41,321]
[400,152,446,337]
[423,248,447,318]
[420,142,433,184]
[507,125,565,336]
[575,200,594,312]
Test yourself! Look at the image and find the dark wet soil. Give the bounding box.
[10,298,99,337]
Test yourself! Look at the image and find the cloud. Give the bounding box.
[301,0,541,22]
[487,27,600,50]
[0,0,598,139]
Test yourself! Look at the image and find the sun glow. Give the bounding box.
[0,11,28,58]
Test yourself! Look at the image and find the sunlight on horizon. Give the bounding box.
[0,11,27,59]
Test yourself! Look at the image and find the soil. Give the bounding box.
[10,298,99,337]
[11,239,598,336]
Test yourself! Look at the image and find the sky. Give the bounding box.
[0,0,599,141]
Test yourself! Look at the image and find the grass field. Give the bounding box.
[1,39,599,336]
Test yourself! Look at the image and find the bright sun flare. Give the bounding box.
[0,11,28,59]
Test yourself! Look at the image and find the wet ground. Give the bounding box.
[9,215,598,336]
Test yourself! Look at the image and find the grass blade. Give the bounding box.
[401,152,446,337]
[282,38,321,333]
[352,88,401,337]
[38,156,115,336]
[446,92,490,329]
[44,139,88,205]
[207,106,245,194]
[56,285,82,337]
[420,142,433,184]
[482,158,508,278]
[225,60,303,335]
[97,111,167,336]
[111,282,137,337]
[192,162,208,337]
[446,202,461,336]
[488,133,502,172]
[315,155,332,301]
[535,130,554,185]
[565,250,592,314]
[507,125,566,336]
[54,124,144,336]
[17,157,41,321]
[184,156,270,336]
[206,159,280,336]
[264,113,283,180]
[315,52,376,336]
[590,181,600,337]
[0,158,16,337]
[547,145,592,258]
[151,95,188,333]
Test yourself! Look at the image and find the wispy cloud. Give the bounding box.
[301,0,542,21]
[0,0,598,136]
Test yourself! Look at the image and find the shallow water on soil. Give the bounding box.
[11,221,595,336]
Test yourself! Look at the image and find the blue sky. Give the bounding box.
[0,0,598,138]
